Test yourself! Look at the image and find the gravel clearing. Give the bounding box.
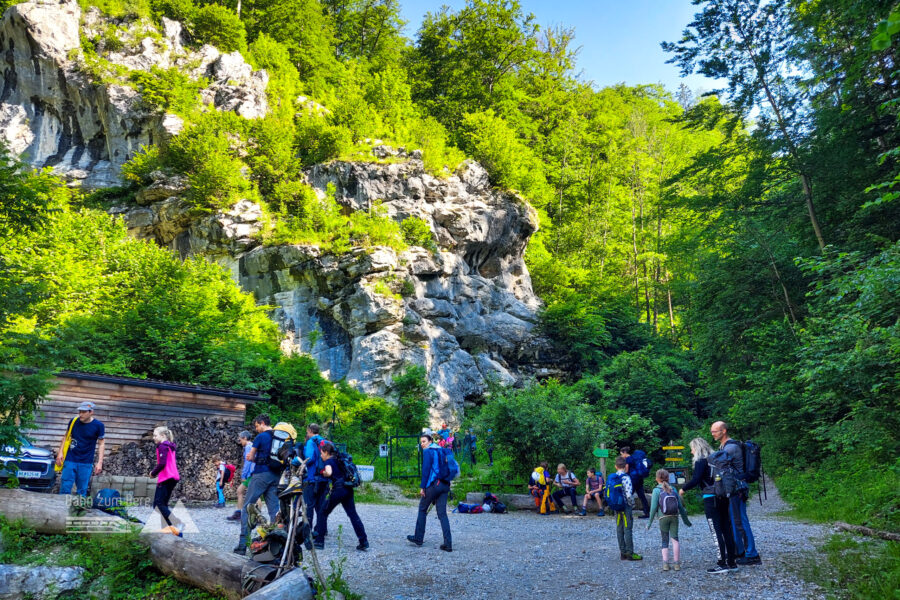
[131,482,825,600]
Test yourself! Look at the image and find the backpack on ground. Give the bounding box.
[337,450,361,488]
[604,472,628,512]
[455,502,483,514]
[482,492,507,514]
[660,488,679,516]
[707,449,738,498]
[741,439,762,483]
[631,450,651,478]
[268,429,294,473]
[222,463,237,484]
[442,446,460,481]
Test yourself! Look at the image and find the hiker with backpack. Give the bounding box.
[529,461,557,514]
[580,467,605,516]
[214,461,230,508]
[711,421,761,566]
[607,456,642,561]
[551,463,580,513]
[149,426,181,531]
[646,468,692,572]
[313,441,369,551]
[407,433,453,552]
[485,429,494,466]
[680,437,737,573]
[302,423,328,534]
[620,446,652,519]
[234,414,282,555]
[227,430,255,521]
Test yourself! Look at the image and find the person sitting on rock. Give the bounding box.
[529,461,557,514]
[551,463,580,513]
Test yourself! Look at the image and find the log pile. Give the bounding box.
[103,418,246,501]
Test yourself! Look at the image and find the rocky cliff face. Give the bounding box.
[0,0,267,187]
[117,159,544,423]
[0,1,545,424]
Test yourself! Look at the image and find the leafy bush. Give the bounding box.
[296,113,351,166]
[191,4,246,53]
[150,0,195,24]
[80,0,152,19]
[129,66,206,115]
[390,365,432,434]
[539,293,612,373]
[399,216,435,250]
[121,145,162,185]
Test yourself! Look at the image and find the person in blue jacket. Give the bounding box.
[302,424,326,533]
[407,433,452,552]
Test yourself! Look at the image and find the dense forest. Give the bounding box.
[1,0,898,564]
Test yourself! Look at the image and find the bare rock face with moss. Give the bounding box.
[0,0,267,187]
[118,159,543,424]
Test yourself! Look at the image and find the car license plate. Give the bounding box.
[16,470,42,479]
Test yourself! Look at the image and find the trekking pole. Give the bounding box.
[760,469,767,505]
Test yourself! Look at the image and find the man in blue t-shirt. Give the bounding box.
[301,423,327,533]
[234,414,280,555]
[56,401,105,496]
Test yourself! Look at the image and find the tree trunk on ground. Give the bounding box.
[0,488,112,533]
[834,522,900,542]
[242,567,320,600]
[140,533,251,600]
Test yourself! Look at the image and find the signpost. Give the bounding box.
[593,444,609,477]
[662,444,687,484]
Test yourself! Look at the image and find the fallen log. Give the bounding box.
[140,532,249,600]
[0,488,116,533]
[241,567,319,600]
[835,521,900,542]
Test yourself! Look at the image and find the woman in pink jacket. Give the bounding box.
[150,426,181,531]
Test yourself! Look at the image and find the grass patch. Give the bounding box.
[0,517,217,599]
[801,533,900,599]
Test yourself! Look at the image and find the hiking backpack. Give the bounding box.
[268,429,294,473]
[741,440,762,483]
[482,492,506,513]
[222,463,237,484]
[336,450,362,488]
[604,472,628,512]
[706,449,738,498]
[442,446,460,481]
[659,488,679,516]
[631,450,651,478]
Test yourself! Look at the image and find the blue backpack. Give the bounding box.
[630,450,651,478]
[443,446,460,481]
[604,472,628,512]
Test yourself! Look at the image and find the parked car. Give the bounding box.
[0,436,57,492]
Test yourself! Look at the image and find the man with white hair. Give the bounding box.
[56,401,105,496]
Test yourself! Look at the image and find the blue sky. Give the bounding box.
[399,0,721,95]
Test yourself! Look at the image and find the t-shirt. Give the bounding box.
[251,430,273,474]
[322,457,344,486]
[586,475,602,491]
[241,444,255,479]
[66,418,105,464]
[555,471,577,488]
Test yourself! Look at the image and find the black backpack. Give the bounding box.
[742,440,762,483]
[706,449,738,498]
[268,430,294,473]
[337,451,361,488]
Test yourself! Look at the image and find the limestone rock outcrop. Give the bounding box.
[116,159,543,423]
[0,0,267,187]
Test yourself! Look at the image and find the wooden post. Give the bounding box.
[600,443,606,477]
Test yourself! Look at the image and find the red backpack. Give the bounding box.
[222,463,237,484]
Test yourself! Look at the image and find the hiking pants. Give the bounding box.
[316,485,367,546]
[487,448,494,465]
[631,476,650,516]
[59,461,93,496]
[615,505,634,555]
[659,514,679,547]
[703,495,736,567]
[552,486,578,507]
[303,480,327,533]
[238,471,280,547]
[215,480,225,504]
[153,478,178,527]
[729,492,758,557]
[414,480,451,547]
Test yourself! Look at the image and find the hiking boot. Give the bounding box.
[727,564,739,571]
[597,510,605,516]
[672,563,681,571]
[579,508,586,516]
[215,502,226,508]
[620,553,630,560]
[406,535,423,547]
[232,545,246,555]
[439,544,452,552]
[662,563,670,571]
[356,542,369,551]
[313,542,324,550]
[627,553,643,561]
[737,555,762,565]
[226,510,241,521]
[706,565,730,574]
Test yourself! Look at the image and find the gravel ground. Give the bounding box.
[131,482,825,600]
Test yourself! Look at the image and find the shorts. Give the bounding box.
[241,477,251,488]
[659,515,680,547]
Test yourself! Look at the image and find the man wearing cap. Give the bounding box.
[56,402,105,496]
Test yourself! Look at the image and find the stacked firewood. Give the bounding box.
[103,418,246,501]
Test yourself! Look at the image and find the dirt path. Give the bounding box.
[134,482,825,599]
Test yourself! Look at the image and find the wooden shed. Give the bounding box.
[28,371,263,457]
